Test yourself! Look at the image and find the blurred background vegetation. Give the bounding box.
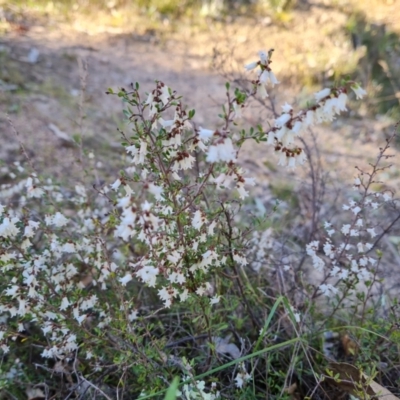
[1,0,399,119]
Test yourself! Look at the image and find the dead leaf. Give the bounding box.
[369,380,400,400]
[284,382,302,400]
[341,334,358,356]
[212,336,241,359]
[48,123,74,146]
[285,382,297,395]
[327,362,400,399]
[26,387,45,400]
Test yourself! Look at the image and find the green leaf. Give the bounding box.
[164,377,180,400]
[188,109,195,119]
[225,82,230,91]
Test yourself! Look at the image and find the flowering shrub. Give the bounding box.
[0,49,399,399]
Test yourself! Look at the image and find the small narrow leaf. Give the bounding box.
[164,377,180,400]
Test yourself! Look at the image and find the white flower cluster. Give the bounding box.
[180,380,220,400]
[245,49,280,98]
[244,51,366,169]
[234,362,252,388]
[0,50,371,400]
[0,212,98,357]
[306,182,392,297]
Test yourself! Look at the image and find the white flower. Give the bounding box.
[1,344,10,354]
[158,287,176,308]
[160,85,170,105]
[145,92,153,106]
[235,373,245,388]
[322,99,336,120]
[51,212,69,227]
[192,210,205,230]
[27,186,45,198]
[258,50,269,64]
[233,252,247,266]
[5,285,19,298]
[208,220,217,235]
[62,242,76,253]
[277,152,287,167]
[126,145,138,156]
[128,310,138,321]
[319,283,338,296]
[324,221,332,229]
[198,127,215,142]
[0,217,20,238]
[323,242,334,257]
[305,110,315,126]
[244,61,258,71]
[233,101,242,119]
[341,224,351,235]
[336,92,348,111]
[179,289,189,302]
[259,70,269,83]
[383,192,392,202]
[76,314,87,325]
[352,206,361,215]
[245,177,256,186]
[367,228,378,238]
[18,298,27,316]
[60,297,70,311]
[338,269,349,279]
[257,83,268,99]
[172,153,195,172]
[24,220,39,238]
[159,117,174,129]
[281,102,292,113]
[306,240,319,255]
[119,274,132,286]
[196,285,208,296]
[292,120,303,134]
[210,295,220,305]
[311,255,325,271]
[268,71,280,86]
[275,113,291,128]
[137,140,148,165]
[80,295,98,311]
[148,183,163,200]
[206,138,236,163]
[315,88,331,102]
[136,266,159,287]
[235,365,251,388]
[111,179,121,191]
[294,312,301,323]
[26,176,44,198]
[141,200,152,212]
[351,84,367,99]
[236,182,249,200]
[295,151,307,166]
